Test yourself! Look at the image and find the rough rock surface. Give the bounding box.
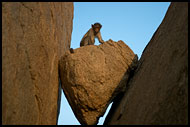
[104,2,188,125]
[59,40,138,125]
[2,2,73,125]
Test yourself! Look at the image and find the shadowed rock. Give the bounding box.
[59,40,138,125]
[104,2,188,125]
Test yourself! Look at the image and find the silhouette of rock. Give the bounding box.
[104,2,188,125]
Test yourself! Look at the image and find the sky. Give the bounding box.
[58,2,171,125]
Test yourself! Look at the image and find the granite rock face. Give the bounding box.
[59,40,138,125]
[104,2,188,125]
[2,2,73,125]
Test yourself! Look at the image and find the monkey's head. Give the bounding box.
[92,23,102,34]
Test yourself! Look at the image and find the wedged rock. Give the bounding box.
[2,2,73,125]
[104,2,188,125]
[59,40,138,125]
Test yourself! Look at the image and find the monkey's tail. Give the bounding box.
[70,48,74,53]
[80,43,83,47]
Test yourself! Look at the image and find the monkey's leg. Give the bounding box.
[80,37,88,47]
[84,37,91,46]
[88,37,95,45]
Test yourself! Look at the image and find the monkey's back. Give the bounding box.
[80,28,95,47]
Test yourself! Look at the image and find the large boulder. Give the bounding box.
[2,2,73,125]
[59,40,138,125]
[104,2,188,125]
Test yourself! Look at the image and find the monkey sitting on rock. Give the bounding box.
[69,23,104,54]
[80,22,105,47]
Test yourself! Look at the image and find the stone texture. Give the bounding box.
[59,40,138,125]
[104,2,188,125]
[2,2,73,125]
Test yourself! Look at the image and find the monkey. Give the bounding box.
[80,23,104,47]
